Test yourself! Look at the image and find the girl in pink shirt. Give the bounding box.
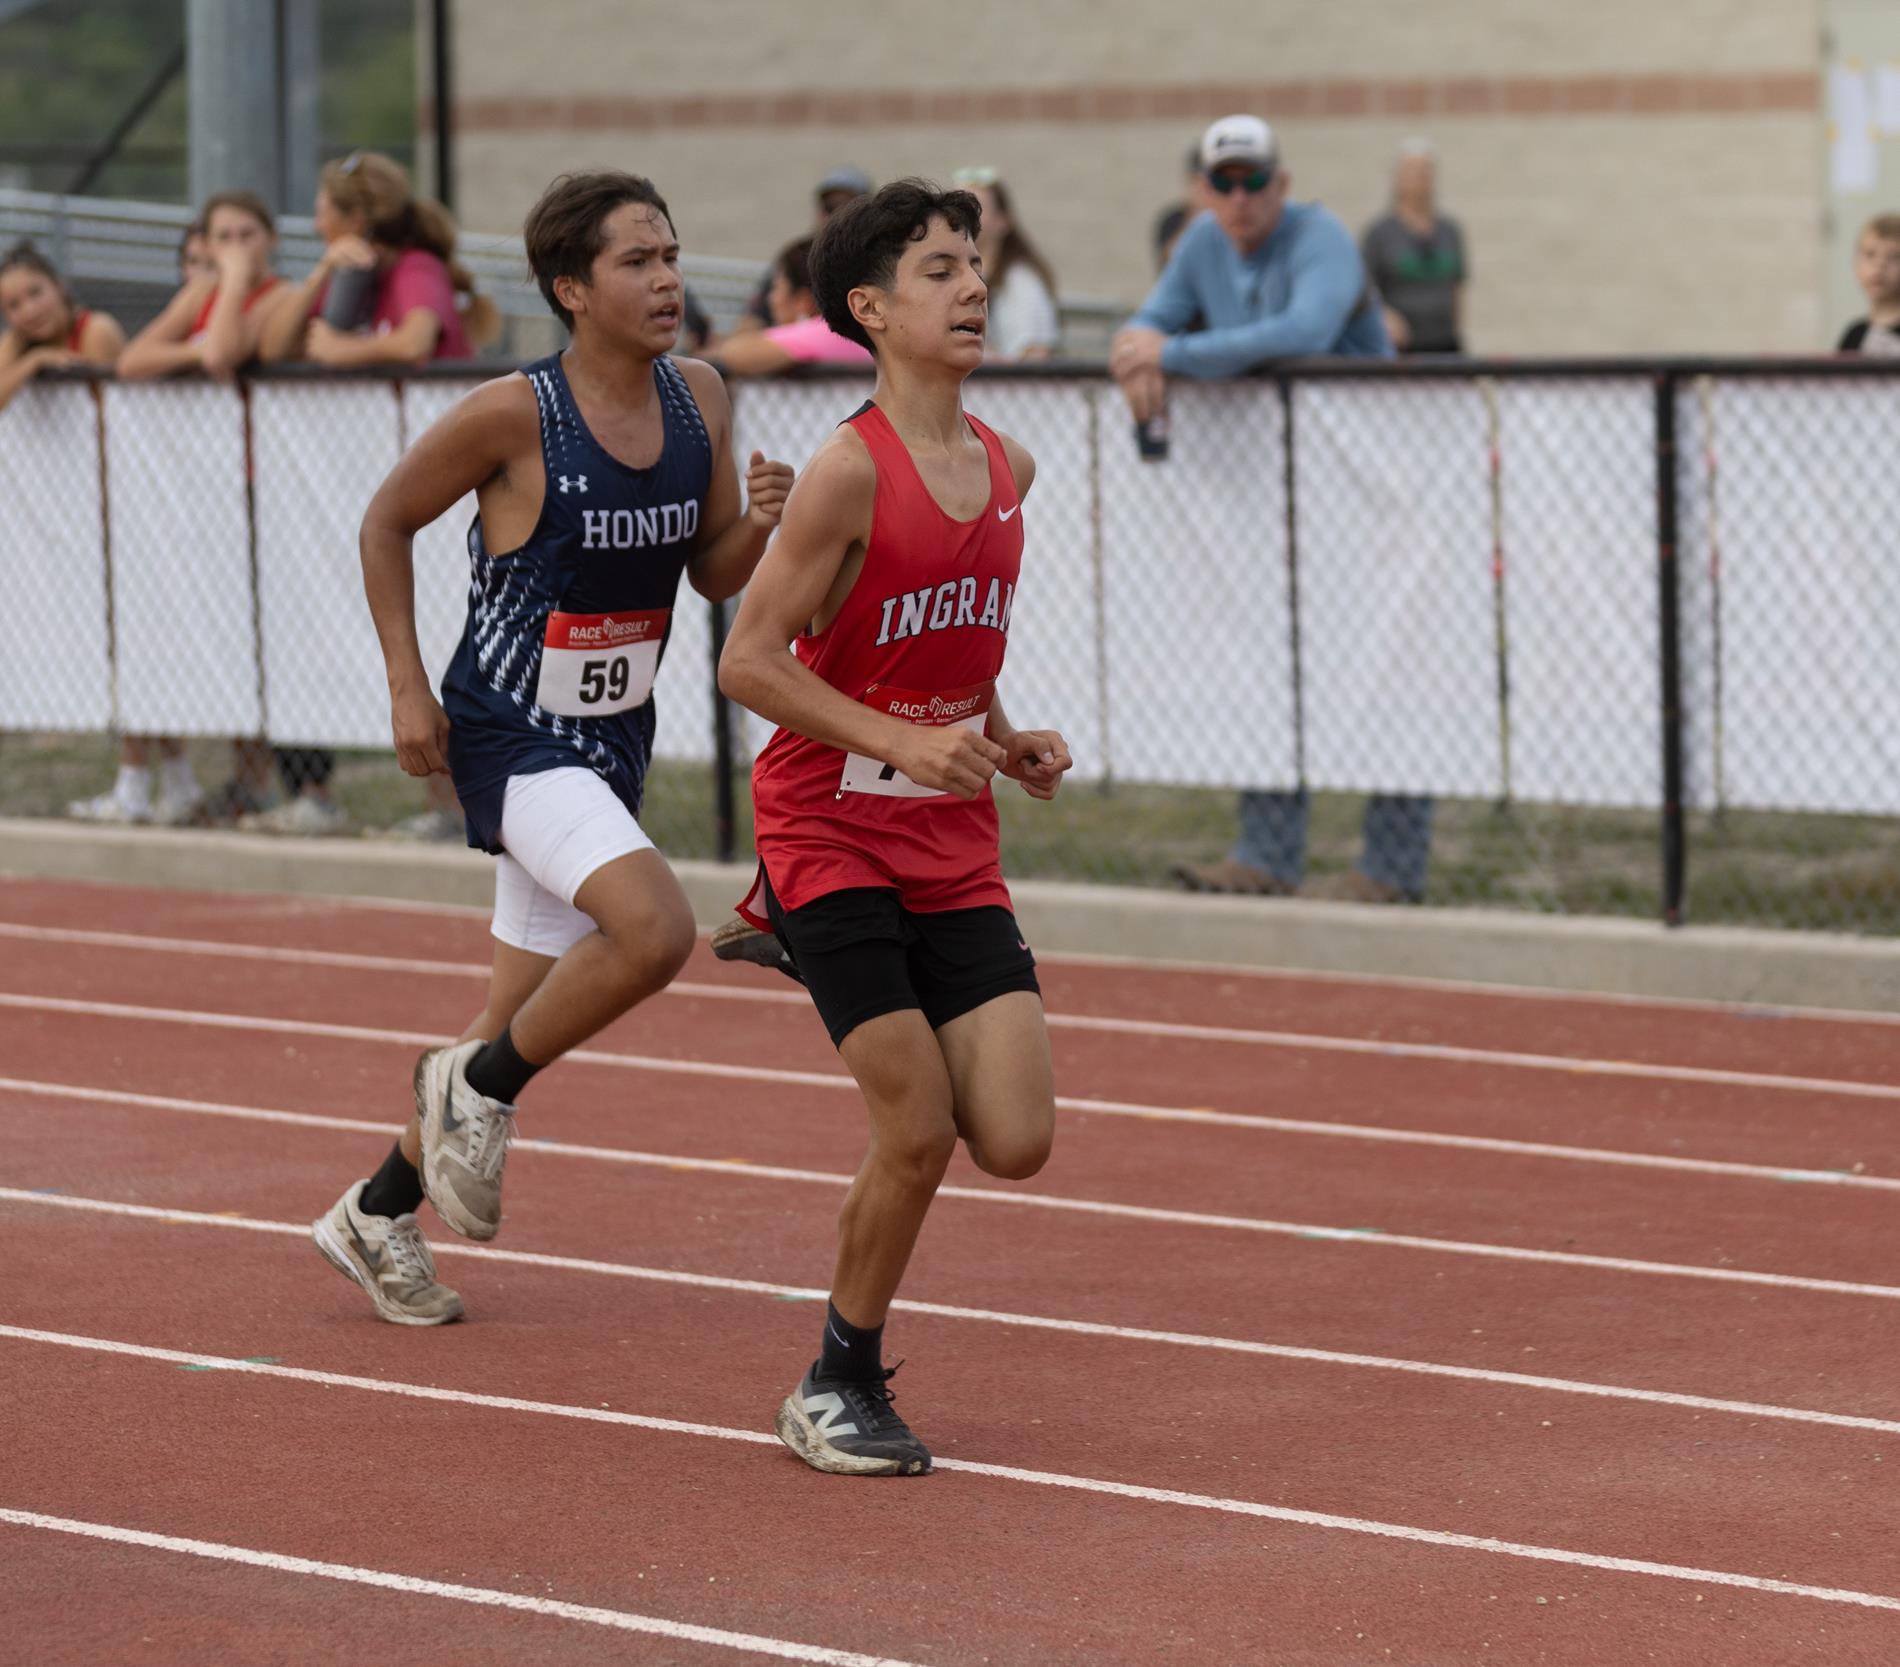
[714,236,872,374]
[260,151,499,367]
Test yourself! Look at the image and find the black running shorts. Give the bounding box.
[762,876,1041,1049]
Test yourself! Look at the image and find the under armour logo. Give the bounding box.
[559,475,588,494]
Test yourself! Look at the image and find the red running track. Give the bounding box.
[3,876,1900,1665]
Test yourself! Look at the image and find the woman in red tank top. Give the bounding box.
[118,190,285,382]
[717,180,1074,1479]
[0,242,123,412]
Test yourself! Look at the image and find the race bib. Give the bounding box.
[839,679,995,798]
[535,609,668,716]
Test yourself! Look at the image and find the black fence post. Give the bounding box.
[708,596,737,864]
[1655,371,1687,926]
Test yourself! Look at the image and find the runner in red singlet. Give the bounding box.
[718,179,1072,1476]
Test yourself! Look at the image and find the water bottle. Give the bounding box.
[1134,411,1170,462]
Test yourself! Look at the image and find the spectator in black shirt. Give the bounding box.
[1361,139,1467,354]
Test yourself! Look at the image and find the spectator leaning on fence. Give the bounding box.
[0,242,201,828]
[118,190,283,381]
[708,236,871,375]
[0,242,123,413]
[259,150,500,369]
[1112,115,1433,906]
[951,166,1061,361]
[1838,213,1900,355]
[1361,138,1467,355]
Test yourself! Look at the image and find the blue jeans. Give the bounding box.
[1231,788,1434,898]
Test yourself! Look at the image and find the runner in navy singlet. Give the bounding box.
[718,180,1073,1476]
[312,172,793,1326]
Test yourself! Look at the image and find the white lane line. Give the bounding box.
[4,1080,1897,1301]
[16,894,1895,1030]
[5,986,1899,1203]
[0,1506,921,1666]
[5,1080,1899,1303]
[6,1184,1900,1439]
[3,921,1893,1102]
[5,1330,1900,1616]
[0,1051,1889,1195]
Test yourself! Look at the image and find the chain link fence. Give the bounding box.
[3,359,1897,934]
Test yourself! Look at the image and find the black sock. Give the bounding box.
[358,1140,423,1219]
[818,1300,884,1382]
[464,1025,541,1104]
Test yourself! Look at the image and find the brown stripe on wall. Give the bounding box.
[439,70,1819,134]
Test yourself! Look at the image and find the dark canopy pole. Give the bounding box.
[431,0,455,211]
[66,41,186,196]
[1655,371,1688,926]
[709,599,738,865]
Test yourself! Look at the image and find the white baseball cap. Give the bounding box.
[1199,114,1278,174]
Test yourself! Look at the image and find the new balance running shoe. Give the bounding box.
[710,917,803,984]
[414,1039,514,1241]
[775,1362,932,1476]
[312,1180,463,1326]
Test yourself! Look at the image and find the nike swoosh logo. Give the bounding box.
[346,1211,385,1272]
[827,1321,850,1349]
[439,1059,463,1134]
[997,503,1019,522]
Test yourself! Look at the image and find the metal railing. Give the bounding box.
[3,355,1897,935]
[0,187,1129,355]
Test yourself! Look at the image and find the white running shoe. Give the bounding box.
[240,794,349,836]
[389,808,462,843]
[414,1040,514,1240]
[312,1180,463,1326]
[67,788,151,823]
[152,780,206,827]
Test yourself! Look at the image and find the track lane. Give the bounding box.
[7,1334,1900,1666]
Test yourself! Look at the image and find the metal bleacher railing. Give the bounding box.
[0,187,1129,355]
[3,355,1897,937]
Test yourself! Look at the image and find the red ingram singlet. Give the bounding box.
[743,401,1024,920]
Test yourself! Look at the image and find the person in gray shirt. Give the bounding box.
[1361,139,1466,354]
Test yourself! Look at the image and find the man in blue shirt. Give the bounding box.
[1111,114,1432,905]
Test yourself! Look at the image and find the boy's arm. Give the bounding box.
[677,358,794,600]
[980,433,1073,798]
[360,374,533,775]
[717,432,1006,799]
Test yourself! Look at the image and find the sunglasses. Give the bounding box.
[1207,167,1274,195]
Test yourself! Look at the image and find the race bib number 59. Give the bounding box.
[839,679,995,798]
[535,609,668,717]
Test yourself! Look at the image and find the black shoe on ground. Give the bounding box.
[774,1362,932,1476]
[711,917,804,985]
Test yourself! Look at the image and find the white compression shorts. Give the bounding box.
[491,767,655,958]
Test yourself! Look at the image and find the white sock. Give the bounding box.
[114,764,153,811]
[160,754,198,793]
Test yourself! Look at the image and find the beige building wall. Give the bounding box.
[439,0,1828,354]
